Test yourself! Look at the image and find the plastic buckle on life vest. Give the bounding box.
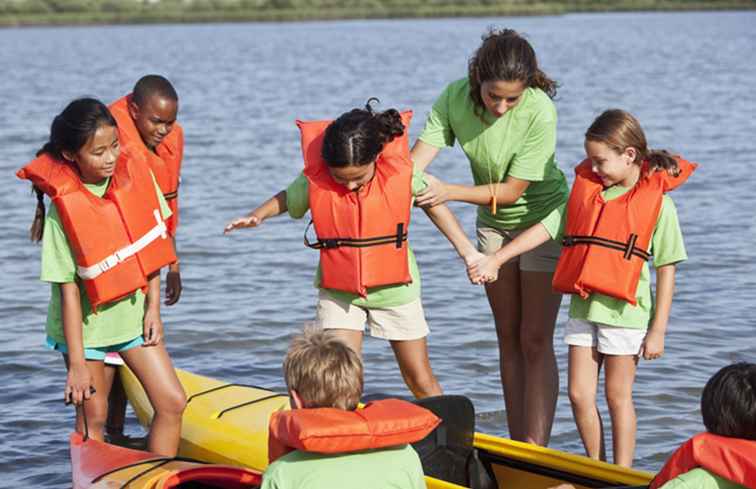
[563,236,575,247]
[99,254,120,274]
[322,239,339,249]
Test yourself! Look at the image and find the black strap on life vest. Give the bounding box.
[304,221,407,250]
[562,234,651,261]
[163,190,178,201]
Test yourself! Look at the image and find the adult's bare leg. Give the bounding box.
[519,270,562,445]
[484,261,525,440]
[390,337,442,398]
[326,329,364,358]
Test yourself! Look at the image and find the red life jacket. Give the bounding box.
[299,111,414,297]
[268,399,440,463]
[650,433,756,489]
[17,149,176,310]
[552,157,696,305]
[109,95,183,236]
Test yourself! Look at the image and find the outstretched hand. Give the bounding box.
[224,214,262,234]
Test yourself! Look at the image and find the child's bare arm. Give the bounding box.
[224,190,288,233]
[640,264,675,360]
[143,271,163,346]
[60,282,93,405]
[422,203,481,268]
[469,223,552,282]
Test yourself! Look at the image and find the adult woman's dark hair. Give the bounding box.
[468,28,557,119]
[701,362,756,440]
[30,98,117,242]
[321,98,404,168]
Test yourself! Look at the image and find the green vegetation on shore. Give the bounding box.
[1,0,754,26]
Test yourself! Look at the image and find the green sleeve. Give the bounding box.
[259,460,285,489]
[507,103,557,182]
[40,203,77,283]
[150,171,172,219]
[659,468,737,489]
[418,85,456,148]
[411,168,428,196]
[286,173,310,219]
[652,195,687,268]
[540,202,567,240]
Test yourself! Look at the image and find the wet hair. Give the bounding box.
[30,98,117,242]
[132,74,178,107]
[468,28,557,118]
[585,109,679,173]
[283,327,363,411]
[701,362,756,440]
[321,98,405,168]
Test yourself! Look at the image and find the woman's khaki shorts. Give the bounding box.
[316,290,429,341]
[476,223,562,273]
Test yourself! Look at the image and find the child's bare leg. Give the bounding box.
[484,261,526,440]
[120,344,186,456]
[604,354,638,467]
[326,329,364,357]
[519,270,561,446]
[568,345,606,461]
[390,337,442,398]
[103,364,127,438]
[63,355,109,441]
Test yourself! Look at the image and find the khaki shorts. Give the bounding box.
[565,318,646,356]
[476,223,561,273]
[316,290,429,341]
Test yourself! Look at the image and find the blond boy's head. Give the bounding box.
[283,328,363,411]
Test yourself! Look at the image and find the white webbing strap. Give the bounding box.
[77,210,168,280]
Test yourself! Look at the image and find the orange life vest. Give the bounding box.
[552,157,696,305]
[109,95,183,237]
[299,111,414,297]
[17,149,176,310]
[268,399,441,463]
[650,433,756,489]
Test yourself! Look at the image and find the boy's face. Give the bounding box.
[129,94,178,150]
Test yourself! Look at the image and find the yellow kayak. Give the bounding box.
[121,367,653,489]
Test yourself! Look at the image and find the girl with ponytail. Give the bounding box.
[411,28,569,446]
[18,98,186,456]
[470,109,694,467]
[226,99,483,398]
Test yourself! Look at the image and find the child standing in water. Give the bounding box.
[471,109,695,467]
[226,100,483,398]
[17,98,186,456]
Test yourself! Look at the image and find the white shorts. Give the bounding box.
[316,290,429,341]
[564,318,646,356]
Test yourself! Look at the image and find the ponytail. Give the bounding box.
[322,98,405,168]
[646,149,680,176]
[531,68,557,99]
[29,186,46,242]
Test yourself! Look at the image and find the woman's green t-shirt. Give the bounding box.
[40,174,171,348]
[419,78,568,230]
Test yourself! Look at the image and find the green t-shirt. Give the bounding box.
[40,174,171,348]
[542,186,687,329]
[261,444,426,489]
[419,78,569,230]
[286,170,427,309]
[660,468,747,489]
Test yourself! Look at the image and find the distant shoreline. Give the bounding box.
[1,2,754,28]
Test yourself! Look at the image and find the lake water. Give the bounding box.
[1,11,755,487]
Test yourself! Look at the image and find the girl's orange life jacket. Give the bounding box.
[17,149,176,310]
[299,111,414,297]
[268,399,441,463]
[649,433,756,489]
[109,95,183,237]
[552,157,696,305]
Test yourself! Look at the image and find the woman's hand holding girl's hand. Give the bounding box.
[639,328,665,360]
[142,307,164,346]
[415,173,449,208]
[224,214,262,234]
[65,362,93,406]
[468,254,502,284]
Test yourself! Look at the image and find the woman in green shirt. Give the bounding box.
[411,29,569,446]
